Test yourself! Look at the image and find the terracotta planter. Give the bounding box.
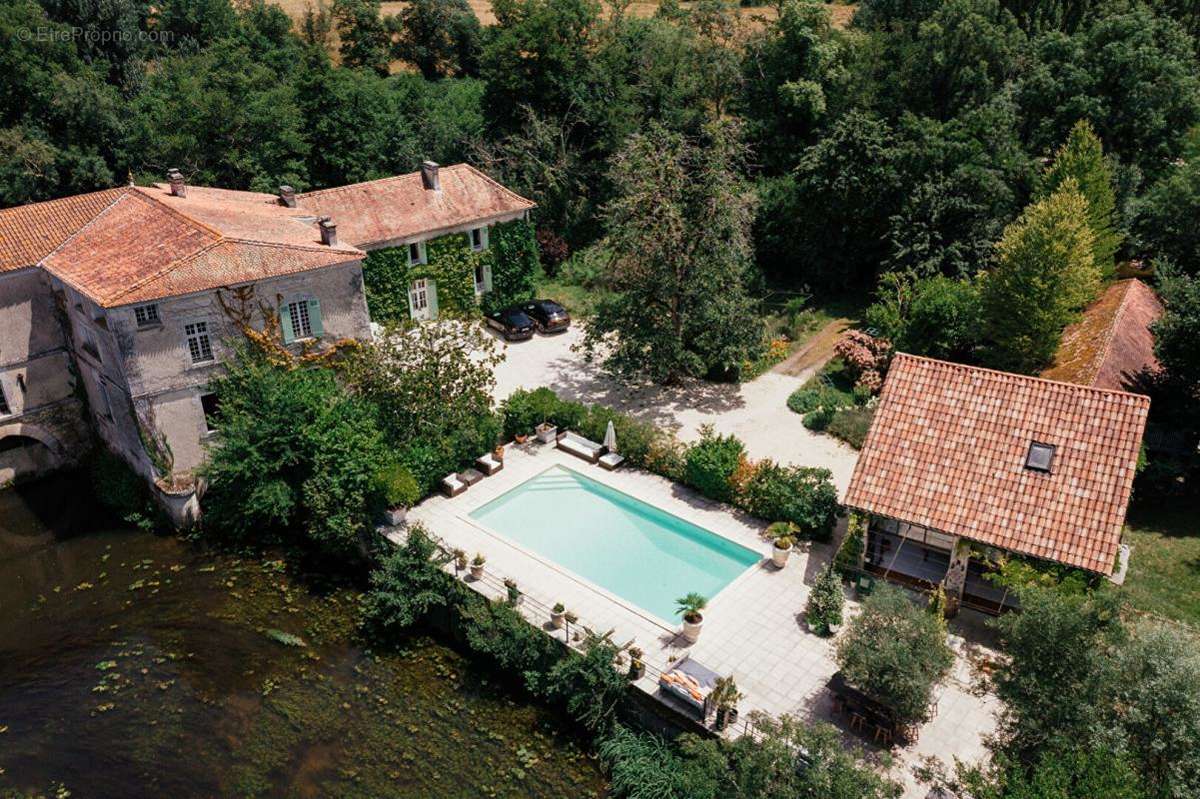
[551,610,565,629]
[469,564,484,580]
[515,434,529,444]
[771,542,793,569]
[682,614,703,643]
[493,447,505,462]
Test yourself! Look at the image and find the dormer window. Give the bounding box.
[1025,441,1056,473]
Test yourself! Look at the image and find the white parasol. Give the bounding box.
[603,420,617,454]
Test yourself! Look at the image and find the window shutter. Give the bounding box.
[427,280,439,319]
[307,298,323,338]
[280,304,295,344]
[482,262,493,292]
[481,226,489,250]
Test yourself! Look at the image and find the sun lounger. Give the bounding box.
[599,452,625,471]
[442,473,467,497]
[476,453,503,475]
[557,431,603,463]
[658,655,720,719]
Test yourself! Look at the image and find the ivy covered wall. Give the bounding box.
[362,219,541,324]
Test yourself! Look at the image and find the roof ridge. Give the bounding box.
[132,186,226,239]
[219,235,364,256]
[0,185,126,219]
[455,163,536,207]
[105,238,227,304]
[296,171,415,199]
[1081,279,1139,386]
[892,352,1151,404]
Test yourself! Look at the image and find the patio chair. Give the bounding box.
[441,473,467,497]
[476,452,503,475]
[658,655,720,721]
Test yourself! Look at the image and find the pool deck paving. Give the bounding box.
[398,441,1000,798]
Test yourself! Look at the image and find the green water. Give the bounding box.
[0,473,606,798]
[470,465,762,622]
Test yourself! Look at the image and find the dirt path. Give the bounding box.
[774,318,853,377]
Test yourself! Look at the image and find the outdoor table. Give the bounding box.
[459,468,484,486]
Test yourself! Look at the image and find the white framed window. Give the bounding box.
[407,241,427,266]
[287,300,313,340]
[134,303,161,328]
[469,227,487,252]
[410,278,428,312]
[200,392,220,433]
[0,382,10,416]
[185,321,214,364]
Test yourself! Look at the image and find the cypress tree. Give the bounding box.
[1038,120,1122,276]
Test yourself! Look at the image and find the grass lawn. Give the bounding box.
[535,276,607,318]
[1121,495,1200,628]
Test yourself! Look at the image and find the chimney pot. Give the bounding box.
[318,217,338,247]
[279,185,296,208]
[420,160,440,191]
[167,168,186,198]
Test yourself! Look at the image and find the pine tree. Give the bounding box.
[1038,120,1122,277]
[983,179,1101,373]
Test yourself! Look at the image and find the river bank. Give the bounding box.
[0,472,606,798]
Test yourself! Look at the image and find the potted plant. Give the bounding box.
[504,578,522,606]
[536,420,557,444]
[453,548,467,574]
[376,462,420,527]
[493,443,505,461]
[469,553,485,580]
[710,675,743,731]
[627,646,645,680]
[551,602,566,629]
[676,593,707,643]
[515,432,529,444]
[772,534,795,569]
[805,563,845,636]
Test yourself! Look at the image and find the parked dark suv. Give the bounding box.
[485,306,536,341]
[522,299,571,333]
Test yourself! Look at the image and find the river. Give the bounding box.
[0,472,607,798]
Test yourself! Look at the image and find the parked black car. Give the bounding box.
[485,306,535,340]
[522,299,571,333]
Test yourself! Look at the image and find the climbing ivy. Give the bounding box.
[484,219,540,313]
[362,234,483,323]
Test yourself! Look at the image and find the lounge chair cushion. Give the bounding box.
[557,431,603,462]
[658,655,720,713]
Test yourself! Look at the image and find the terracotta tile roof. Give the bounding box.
[297,163,535,248]
[40,185,363,307]
[0,188,128,273]
[844,354,1150,575]
[1042,279,1164,392]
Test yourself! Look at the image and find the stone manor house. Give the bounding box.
[0,163,532,521]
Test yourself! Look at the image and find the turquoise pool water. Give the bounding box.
[469,466,761,621]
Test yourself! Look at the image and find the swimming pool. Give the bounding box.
[468,465,761,622]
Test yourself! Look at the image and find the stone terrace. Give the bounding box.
[398,440,1000,798]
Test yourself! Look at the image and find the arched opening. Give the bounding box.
[0,425,64,484]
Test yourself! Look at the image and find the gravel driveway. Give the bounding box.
[488,326,860,493]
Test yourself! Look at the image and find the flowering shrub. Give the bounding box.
[833,330,892,394]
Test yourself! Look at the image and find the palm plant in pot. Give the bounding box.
[551,602,566,629]
[772,534,795,569]
[710,675,743,730]
[676,593,707,643]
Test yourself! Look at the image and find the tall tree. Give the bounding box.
[982,179,1100,373]
[332,0,391,75]
[1152,266,1200,421]
[1037,119,1121,276]
[582,121,762,383]
[388,0,482,79]
[1133,157,1200,274]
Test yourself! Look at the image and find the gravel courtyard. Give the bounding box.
[488,327,860,492]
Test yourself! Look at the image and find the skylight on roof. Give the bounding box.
[1025,441,1056,473]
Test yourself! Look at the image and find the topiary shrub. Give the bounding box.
[739,460,840,540]
[806,563,845,635]
[684,426,746,503]
[835,512,867,575]
[500,388,540,440]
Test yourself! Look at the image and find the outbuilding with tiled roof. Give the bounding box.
[842,354,1149,611]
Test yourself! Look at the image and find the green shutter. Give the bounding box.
[280,303,295,344]
[307,298,323,338]
[427,279,439,319]
[482,263,493,292]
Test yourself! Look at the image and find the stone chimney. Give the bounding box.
[318,217,338,246]
[279,185,296,208]
[420,160,440,191]
[167,168,186,198]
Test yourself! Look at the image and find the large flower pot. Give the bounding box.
[384,506,407,526]
[551,610,565,629]
[771,542,793,569]
[536,423,557,444]
[469,564,484,580]
[682,614,704,643]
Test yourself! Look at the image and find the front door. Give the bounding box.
[409,278,431,320]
